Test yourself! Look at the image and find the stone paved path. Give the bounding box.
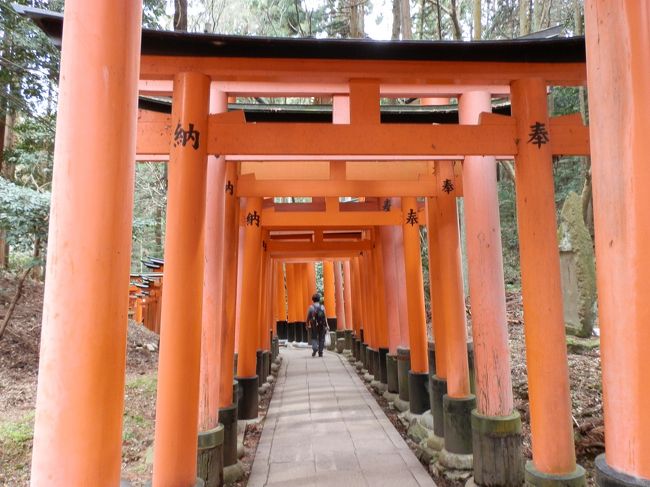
[248,346,436,487]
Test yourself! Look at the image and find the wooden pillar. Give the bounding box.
[435,161,471,398]
[218,162,240,408]
[323,260,336,319]
[343,261,354,331]
[235,197,263,419]
[285,263,298,323]
[425,196,448,379]
[196,86,227,483]
[30,1,142,482]
[372,236,389,350]
[460,92,522,485]
[351,256,363,337]
[199,87,226,427]
[400,197,428,373]
[274,262,286,323]
[391,198,411,349]
[334,261,346,329]
[511,78,583,483]
[380,226,402,354]
[585,4,650,483]
[152,72,211,486]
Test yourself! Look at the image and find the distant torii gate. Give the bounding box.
[21,2,650,487]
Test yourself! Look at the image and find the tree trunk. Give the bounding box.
[400,0,412,39]
[350,0,365,38]
[32,236,42,280]
[392,0,401,40]
[519,0,531,36]
[417,0,425,39]
[449,0,462,40]
[174,0,188,31]
[473,0,482,40]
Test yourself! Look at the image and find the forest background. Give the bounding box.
[0,0,591,299]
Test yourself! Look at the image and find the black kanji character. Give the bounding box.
[225,180,234,195]
[406,209,418,226]
[442,179,454,194]
[527,122,550,148]
[246,210,260,227]
[382,198,392,211]
[173,121,200,150]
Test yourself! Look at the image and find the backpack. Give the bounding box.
[309,303,327,329]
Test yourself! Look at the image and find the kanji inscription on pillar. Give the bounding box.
[382,198,392,211]
[173,121,201,149]
[406,209,418,226]
[262,240,267,251]
[225,180,234,195]
[527,122,549,148]
[246,210,260,227]
[442,179,454,194]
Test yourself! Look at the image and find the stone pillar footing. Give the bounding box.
[219,403,238,467]
[431,375,447,438]
[287,322,296,342]
[595,454,650,487]
[262,351,271,381]
[443,394,476,455]
[396,347,411,402]
[255,350,264,387]
[361,343,368,367]
[386,354,399,393]
[525,461,586,487]
[235,375,259,420]
[378,347,389,384]
[471,410,524,487]
[197,424,225,487]
[408,371,430,414]
[344,329,353,350]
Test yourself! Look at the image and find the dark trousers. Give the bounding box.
[312,326,326,356]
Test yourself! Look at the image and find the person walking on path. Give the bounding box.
[306,293,329,357]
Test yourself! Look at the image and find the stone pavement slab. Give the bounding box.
[247,347,436,487]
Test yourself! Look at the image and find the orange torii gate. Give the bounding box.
[19,2,650,487]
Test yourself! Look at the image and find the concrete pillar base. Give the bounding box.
[327,331,337,351]
[386,354,399,393]
[235,376,259,420]
[431,375,447,438]
[336,337,346,353]
[361,343,368,367]
[344,329,353,350]
[287,322,296,342]
[371,380,387,393]
[276,321,288,340]
[471,410,524,487]
[408,371,431,415]
[525,461,586,487]
[197,424,225,487]
[443,394,476,455]
[396,347,411,402]
[438,448,474,470]
[219,403,238,467]
[336,329,345,340]
[262,350,271,381]
[378,347,388,384]
[595,454,649,487]
[223,460,246,484]
[383,390,399,403]
[393,396,410,412]
[255,350,264,387]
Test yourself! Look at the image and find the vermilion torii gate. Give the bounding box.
[20,2,650,487]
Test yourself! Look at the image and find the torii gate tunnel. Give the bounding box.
[20,2,650,487]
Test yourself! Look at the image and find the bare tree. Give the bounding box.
[392,0,401,39]
[174,0,188,31]
[400,0,412,39]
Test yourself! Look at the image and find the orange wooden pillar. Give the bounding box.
[511,78,584,485]
[334,261,346,330]
[434,161,476,460]
[235,197,263,420]
[585,4,650,484]
[380,226,403,394]
[296,262,309,342]
[343,261,354,331]
[460,91,522,484]
[425,195,449,442]
[197,86,227,482]
[217,162,241,469]
[323,260,336,326]
[30,1,142,483]
[401,197,430,414]
[372,232,390,385]
[285,263,298,341]
[256,242,272,386]
[391,198,411,350]
[152,72,211,486]
[350,256,364,362]
[274,262,288,340]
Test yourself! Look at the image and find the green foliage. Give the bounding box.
[0,176,50,252]
[143,0,169,29]
[0,411,35,445]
